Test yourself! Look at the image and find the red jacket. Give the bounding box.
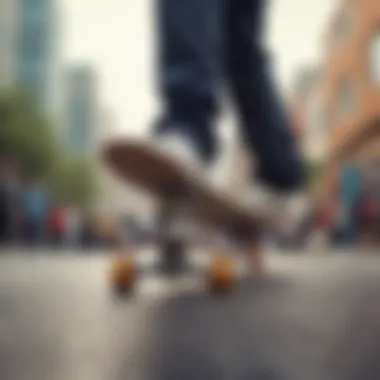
[48,207,66,232]
[315,206,333,229]
[360,198,379,220]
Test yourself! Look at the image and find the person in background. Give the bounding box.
[65,205,81,248]
[0,159,10,246]
[80,212,94,249]
[0,158,23,247]
[357,193,376,248]
[23,180,49,247]
[338,162,362,246]
[47,203,66,247]
[355,159,380,248]
[357,185,380,248]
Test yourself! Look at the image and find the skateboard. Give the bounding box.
[103,139,265,295]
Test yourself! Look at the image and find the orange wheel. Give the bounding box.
[208,255,235,293]
[109,254,136,295]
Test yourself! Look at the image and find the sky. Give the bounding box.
[60,0,337,135]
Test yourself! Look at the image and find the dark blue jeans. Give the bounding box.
[155,0,305,191]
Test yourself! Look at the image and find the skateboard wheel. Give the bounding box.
[109,254,136,295]
[208,255,235,293]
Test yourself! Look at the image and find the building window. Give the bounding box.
[369,29,380,85]
[336,79,355,119]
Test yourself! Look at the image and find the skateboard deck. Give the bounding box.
[104,139,190,199]
[103,139,264,243]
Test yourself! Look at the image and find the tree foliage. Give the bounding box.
[0,90,59,179]
[49,158,97,208]
[0,90,97,208]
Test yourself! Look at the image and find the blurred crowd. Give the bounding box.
[0,158,119,250]
[288,159,380,250]
[3,154,380,252]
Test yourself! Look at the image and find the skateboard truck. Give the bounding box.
[155,199,187,275]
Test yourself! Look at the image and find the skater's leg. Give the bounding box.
[154,0,224,162]
[225,0,305,191]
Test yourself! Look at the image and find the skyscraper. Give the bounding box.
[64,66,98,156]
[16,0,59,113]
[0,0,17,89]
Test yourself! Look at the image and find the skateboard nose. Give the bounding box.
[103,141,118,163]
[103,141,128,170]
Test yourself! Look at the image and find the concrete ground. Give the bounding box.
[0,249,380,380]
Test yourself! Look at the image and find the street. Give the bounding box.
[1,250,380,380]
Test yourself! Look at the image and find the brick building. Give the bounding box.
[321,0,380,188]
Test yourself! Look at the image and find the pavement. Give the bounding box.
[1,249,380,380]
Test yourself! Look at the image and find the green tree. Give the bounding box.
[49,158,97,208]
[0,89,98,208]
[0,90,59,179]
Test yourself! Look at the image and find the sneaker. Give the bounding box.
[103,131,211,199]
[242,183,308,237]
[154,131,204,177]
